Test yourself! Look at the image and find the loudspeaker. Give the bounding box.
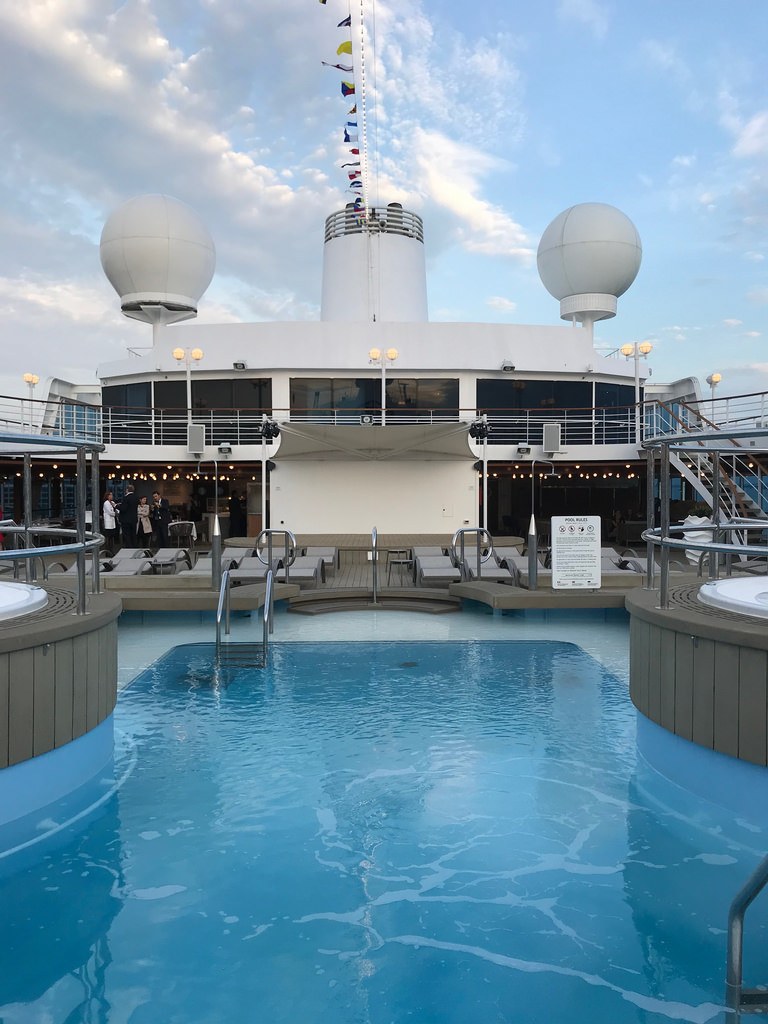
[542,423,561,453]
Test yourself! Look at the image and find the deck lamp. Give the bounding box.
[22,372,39,432]
[173,346,204,426]
[706,372,722,402]
[620,341,653,442]
[369,347,398,426]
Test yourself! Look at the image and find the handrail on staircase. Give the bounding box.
[451,527,494,580]
[726,852,768,1013]
[371,526,378,604]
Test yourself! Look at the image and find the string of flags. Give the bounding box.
[319,2,366,217]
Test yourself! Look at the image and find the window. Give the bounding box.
[386,378,458,419]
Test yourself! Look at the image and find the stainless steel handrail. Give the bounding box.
[642,519,768,608]
[451,527,493,580]
[262,569,274,666]
[255,528,296,580]
[371,526,378,603]
[215,568,231,651]
[726,853,768,1011]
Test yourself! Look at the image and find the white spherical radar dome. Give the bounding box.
[100,194,216,322]
[537,203,642,323]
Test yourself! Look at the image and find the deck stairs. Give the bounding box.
[670,450,768,521]
[658,397,768,527]
[214,642,268,672]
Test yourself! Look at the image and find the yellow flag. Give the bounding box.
[337,40,352,55]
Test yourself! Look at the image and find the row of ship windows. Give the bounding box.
[102,378,639,414]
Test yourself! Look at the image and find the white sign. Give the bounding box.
[551,515,601,589]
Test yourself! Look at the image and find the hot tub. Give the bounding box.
[0,581,48,621]
[697,576,768,618]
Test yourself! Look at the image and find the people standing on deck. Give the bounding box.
[118,483,139,548]
[228,490,247,538]
[102,491,119,552]
[151,490,171,548]
[137,495,153,543]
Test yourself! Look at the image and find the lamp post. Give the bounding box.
[22,373,39,432]
[369,347,398,425]
[620,340,653,442]
[706,372,722,403]
[172,346,204,425]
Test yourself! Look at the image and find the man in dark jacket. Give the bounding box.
[119,484,140,547]
[151,490,172,547]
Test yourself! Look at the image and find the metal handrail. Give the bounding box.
[255,528,296,579]
[726,852,768,1011]
[215,568,231,651]
[451,527,494,580]
[371,526,378,603]
[262,569,274,666]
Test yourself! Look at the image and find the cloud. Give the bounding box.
[487,296,517,312]
[412,129,533,260]
[748,288,768,305]
[557,0,609,40]
[732,111,768,158]
[723,319,743,327]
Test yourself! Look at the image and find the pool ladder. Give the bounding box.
[215,566,275,669]
[726,851,768,1013]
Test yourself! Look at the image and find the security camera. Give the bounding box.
[501,361,515,372]
[218,442,232,455]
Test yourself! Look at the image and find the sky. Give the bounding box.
[0,0,766,400]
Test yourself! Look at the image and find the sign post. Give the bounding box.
[551,515,601,589]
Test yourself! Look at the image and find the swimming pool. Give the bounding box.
[0,638,765,1023]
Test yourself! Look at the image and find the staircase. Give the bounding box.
[215,642,268,671]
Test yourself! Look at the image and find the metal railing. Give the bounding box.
[215,568,231,650]
[726,853,768,1012]
[255,528,296,579]
[451,527,494,580]
[371,526,379,603]
[215,566,275,667]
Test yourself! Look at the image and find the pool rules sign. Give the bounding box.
[551,516,601,589]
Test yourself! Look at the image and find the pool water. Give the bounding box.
[0,639,766,1024]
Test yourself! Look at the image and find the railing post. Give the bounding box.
[23,453,34,583]
[710,451,721,580]
[659,444,671,609]
[75,446,88,614]
[371,526,378,604]
[645,447,656,590]
[91,449,101,594]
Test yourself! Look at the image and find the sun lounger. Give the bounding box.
[302,546,338,576]
[105,558,154,576]
[412,546,447,558]
[149,548,193,573]
[275,556,325,586]
[466,563,518,585]
[109,548,152,561]
[228,556,272,585]
[177,553,245,577]
[414,555,461,586]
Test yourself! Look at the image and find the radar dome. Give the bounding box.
[100,194,216,323]
[537,203,642,324]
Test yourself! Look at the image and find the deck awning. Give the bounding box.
[272,422,477,461]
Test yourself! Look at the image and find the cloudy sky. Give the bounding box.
[0,0,766,399]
